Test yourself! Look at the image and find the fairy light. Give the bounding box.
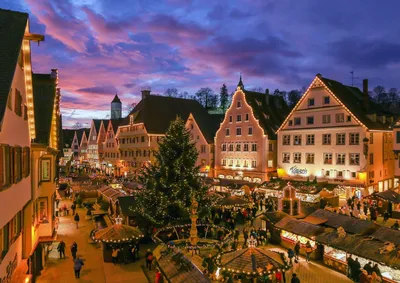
[22,36,36,139]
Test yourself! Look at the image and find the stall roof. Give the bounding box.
[275,216,325,238]
[118,196,136,217]
[98,186,110,192]
[371,226,400,246]
[218,196,251,207]
[365,190,400,204]
[123,181,143,190]
[316,230,400,269]
[304,209,379,235]
[261,211,289,224]
[111,192,125,202]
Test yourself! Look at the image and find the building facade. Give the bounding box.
[87,119,107,168]
[277,74,395,198]
[214,78,288,183]
[393,120,400,191]
[103,119,125,176]
[60,129,75,166]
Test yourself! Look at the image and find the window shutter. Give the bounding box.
[18,147,22,181]
[9,147,14,184]
[0,145,3,188]
[4,145,11,186]
[26,147,30,178]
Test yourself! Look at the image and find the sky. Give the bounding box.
[2,0,400,128]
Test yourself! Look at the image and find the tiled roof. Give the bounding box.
[62,129,75,148]
[111,94,121,103]
[32,73,57,145]
[319,76,396,130]
[128,95,212,135]
[243,90,289,139]
[195,113,224,144]
[275,216,325,238]
[0,9,28,122]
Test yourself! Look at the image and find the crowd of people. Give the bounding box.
[347,256,383,283]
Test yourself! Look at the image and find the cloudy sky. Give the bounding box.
[3,0,400,127]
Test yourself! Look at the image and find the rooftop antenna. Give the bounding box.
[350,70,359,87]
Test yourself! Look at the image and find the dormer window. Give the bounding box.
[237,100,241,108]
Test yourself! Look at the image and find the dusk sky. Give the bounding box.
[3,0,400,128]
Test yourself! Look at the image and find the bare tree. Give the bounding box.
[164,88,179,97]
[72,122,83,129]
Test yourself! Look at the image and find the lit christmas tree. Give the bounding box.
[135,117,208,225]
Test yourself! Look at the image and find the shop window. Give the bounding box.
[351,172,357,178]
[282,153,290,163]
[306,153,315,164]
[294,135,302,145]
[323,96,330,105]
[283,135,291,145]
[293,153,301,163]
[324,153,333,164]
[349,133,360,145]
[322,134,331,145]
[336,133,345,145]
[306,134,315,145]
[349,153,360,165]
[322,114,331,124]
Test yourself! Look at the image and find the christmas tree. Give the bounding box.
[135,117,208,225]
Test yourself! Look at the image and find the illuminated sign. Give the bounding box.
[289,166,308,175]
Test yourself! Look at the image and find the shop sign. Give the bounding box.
[289,166,308,175]
[0,253,18,283]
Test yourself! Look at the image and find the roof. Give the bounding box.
[0,9,28,122]
[365,190,400,204]
[62,129,75,148]
[117,196,136,216]
[261,211,289,224]
[304,209,379,235]
[371,226,400,246]
[275,216,325,238]
[243,90,289,139]
[218,196,251,207]
[93,119,108,133]
[32,73,57,145]
[191,112,224,143]
[127,95,211,135]
[94,224,143,242]
[109,118,125,134]
[111,94,121,103]
[76,128,90,144]
[319,76,395,130]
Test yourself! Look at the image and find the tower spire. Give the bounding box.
[237,73,244,90]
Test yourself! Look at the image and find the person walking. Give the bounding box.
[71,241,78,260]
[291,273,300,283]
[57,240,66,259]
[155,268,164,283]
[112,247,120,265]
[347,254,354,279]
[73,256,84,279]
[74,213,80,229]
[305,241,313,263]
[71,203,76,215]
[287,248,295,266]
[145,249,154,270]
[294,241,300,262]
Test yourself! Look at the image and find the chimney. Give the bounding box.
[50,68,58,79]
[363,79,369,110]
[141,88,151,100]
[265,88,270,105]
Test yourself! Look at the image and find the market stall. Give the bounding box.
[217,195,251,208]
[274,217,324,260]
[364,190,400,219]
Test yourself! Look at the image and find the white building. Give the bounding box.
[277,74,395,199]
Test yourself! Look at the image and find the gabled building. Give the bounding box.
[75,128,89,165]
[0,8,45,282]
[277,74,395,198]
[24,70,61,280]
[392,120,400,191]
[214,77,289,183]
[103,118,126,176]
[116,90,213,177]
[185,113,223,177]
[60,129,75,166]
[87,119,107,168]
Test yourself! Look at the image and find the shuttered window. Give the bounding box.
[22,147,30,178]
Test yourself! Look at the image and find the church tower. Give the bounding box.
[111,93,122,119]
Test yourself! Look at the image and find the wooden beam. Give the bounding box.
[24,33,45,42]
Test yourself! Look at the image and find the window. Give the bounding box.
[251,144,257,152]
[236,115,242,122]
[201,145,206,153]
[323,96,330,105]
[244,144,249,151]
[251,160,257,168]
[236,144,241,151]
[141,136,145,142]
[248,127,253,135]
[14,89,22,116]
[23,104,28,120]
[229,116,232,123]
[336,153,346,165]
[294,117,301,125]
[306,153,315,164]
[228,144,234,151]
[324,153,333,164]
[293,153,301,163]
[282,153,290,163]
[325,170,330,177]
[369,171,375,179]
[225,128,230,136]
[222,159,226,166]
[308,98,315,107]
[237,100,241,108]
[229,160,233,166]
[370,133,374,144]
[236,127,242,136]
[346,115,351,122]
[369,153,374,165]
[222,144,226,151]
[294,135,302,145]
[235,160,240,167]
[335,113,344,122]
[349,153,360,165]
[245,114,249,121]
[351,172,357,178]
[396,132,400,144]
[288,120,293,126]
[93,136,96,141]
[39,198,48,222]
[244,160,249,167]
[349,133,359,145]
[283,135,291,145]
[336,133,346,145]
[322,115,331,124]
[269,143,273,151]
[338,171,343,177]
[306,134,315,145]
[323,134,331,145]
[307,116,314,125]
